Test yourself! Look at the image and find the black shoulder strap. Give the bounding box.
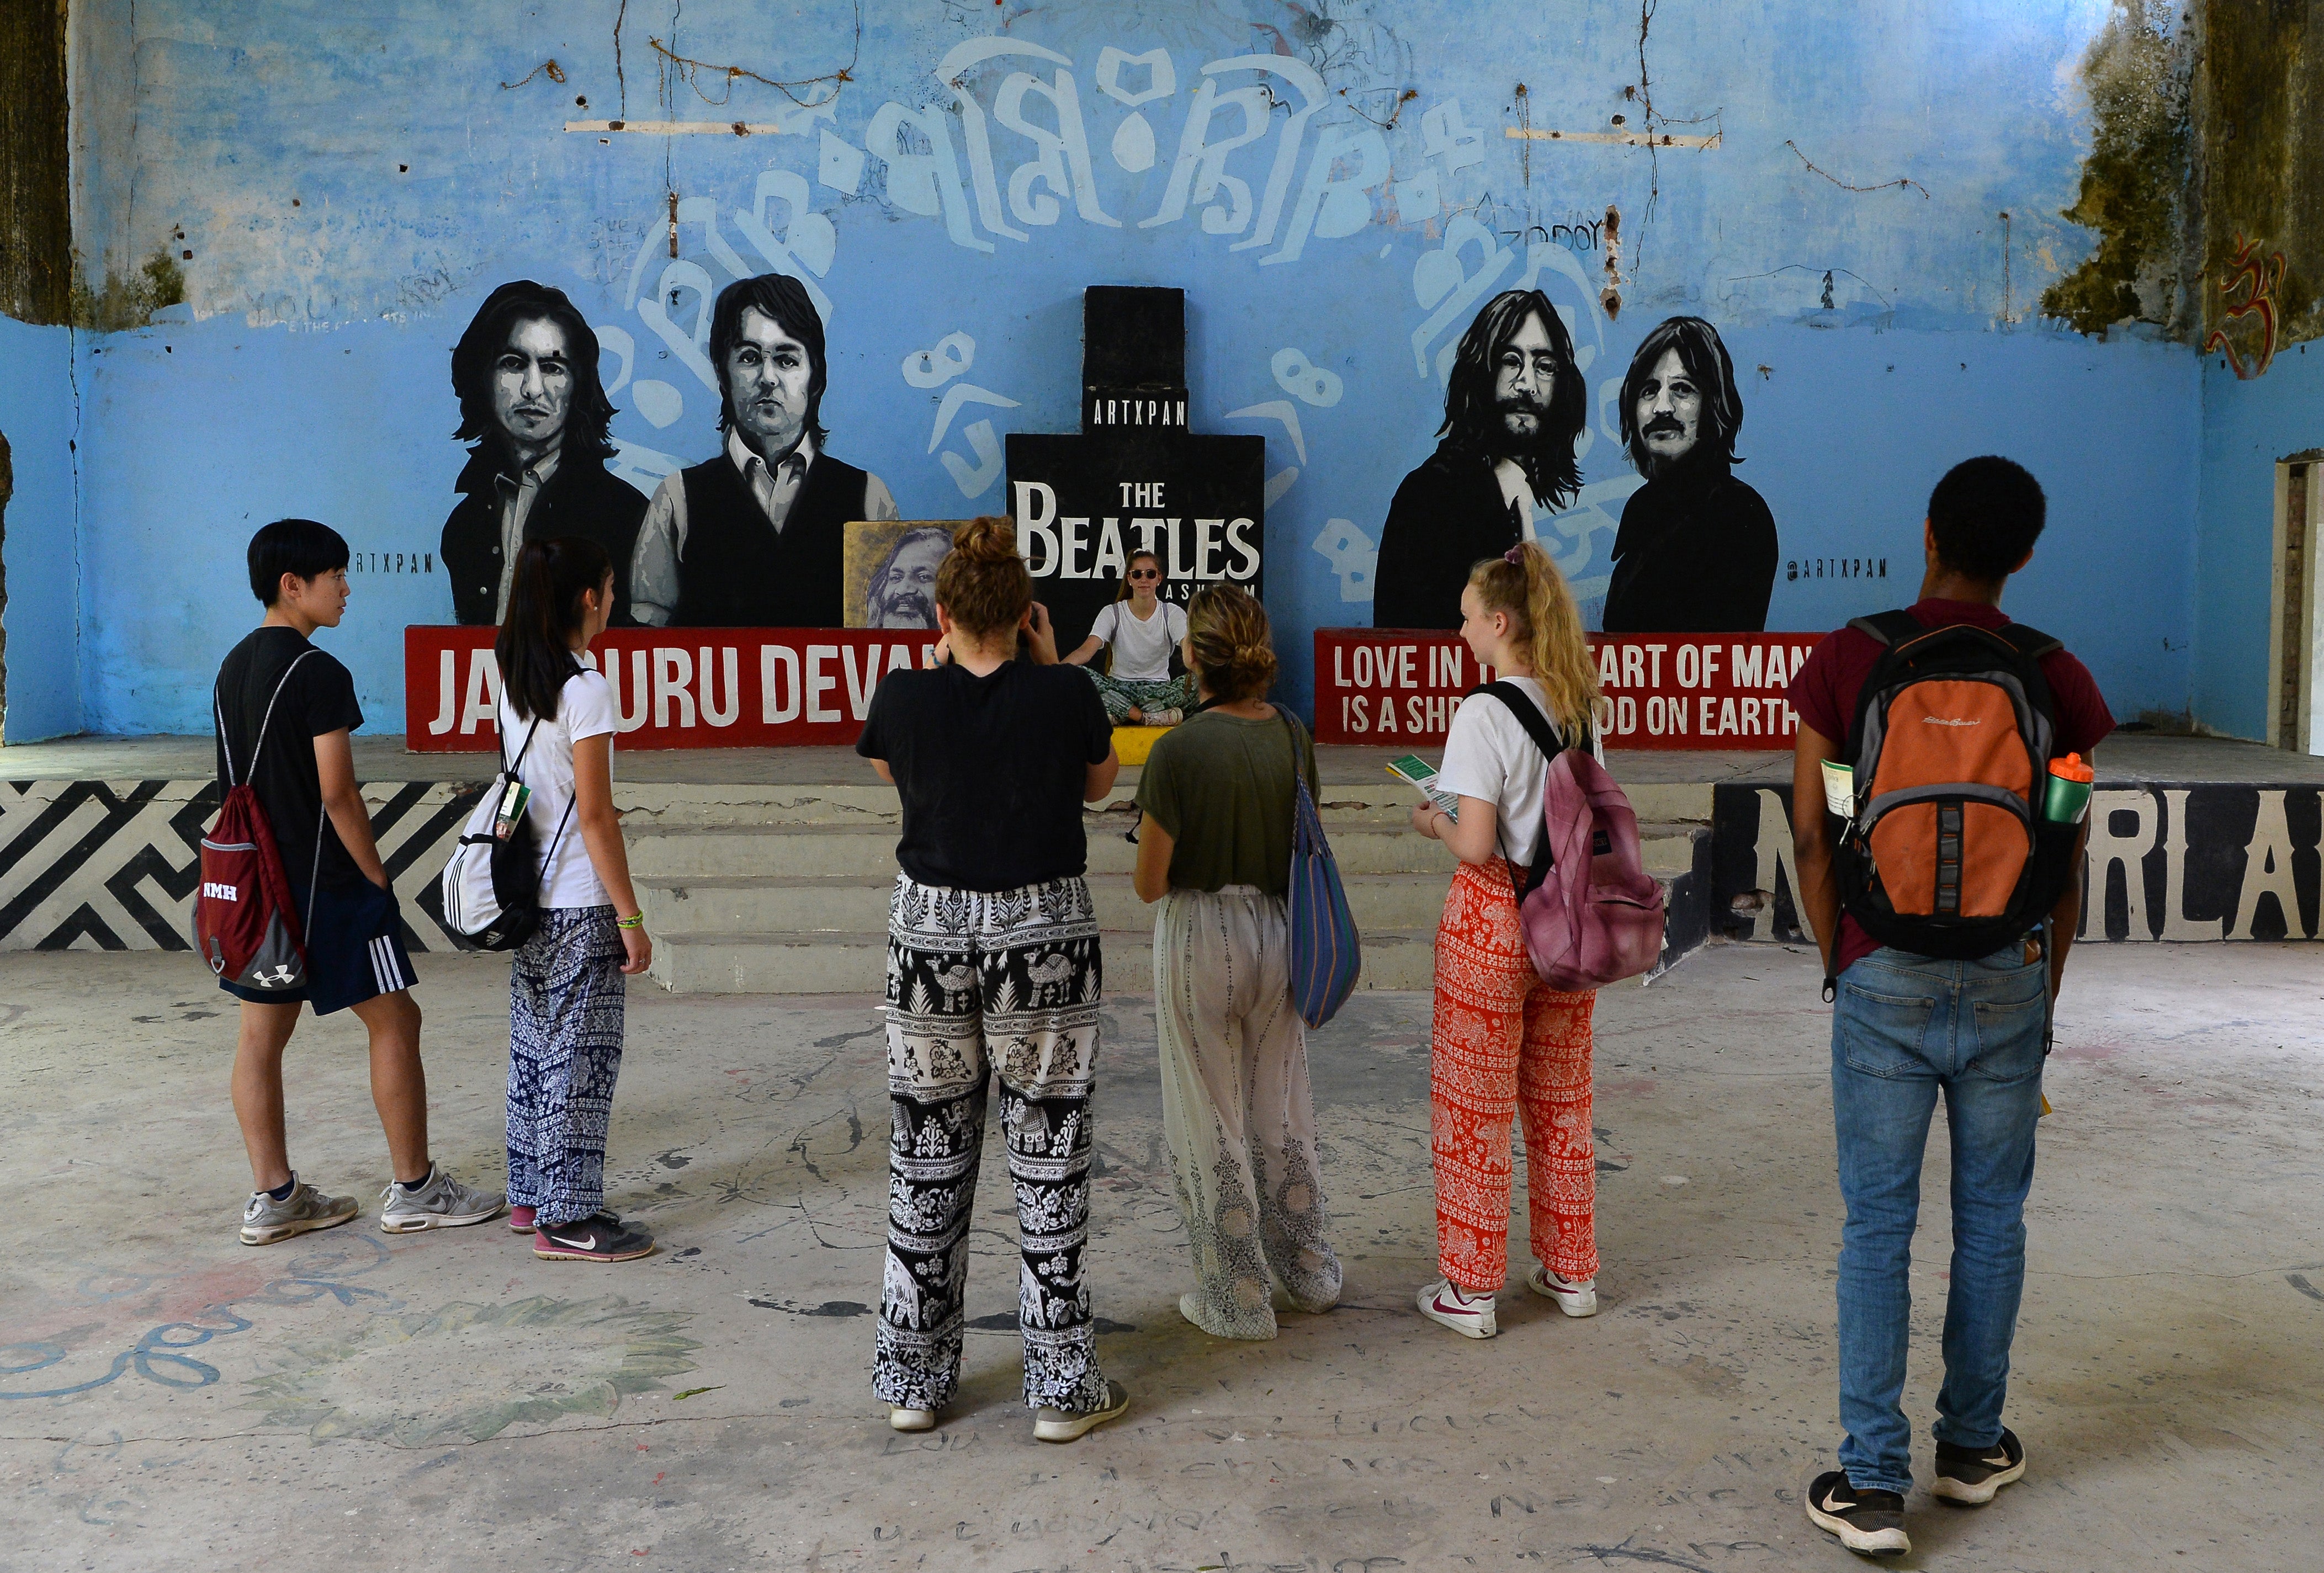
[1847,609,1927,649]
[1467,680,1565,762]
[1993,621,2063,661]
[1467,681,1562,895]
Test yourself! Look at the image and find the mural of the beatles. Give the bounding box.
[441,281,647,626]
[1600,316,1779,633]
[630,273,898,627]
[1372,288,1587,630]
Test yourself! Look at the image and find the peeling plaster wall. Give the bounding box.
[2183,0,2324,740]
[28,0,2216,736]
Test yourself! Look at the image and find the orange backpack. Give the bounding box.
[1835,612,2081,964]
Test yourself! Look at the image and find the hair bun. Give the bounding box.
[954,515,1018,565]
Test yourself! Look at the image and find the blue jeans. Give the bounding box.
[1832,943,2048,1495]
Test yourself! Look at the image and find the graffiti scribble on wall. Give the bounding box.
[2203,233,2286,381]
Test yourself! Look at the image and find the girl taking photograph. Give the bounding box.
[1063,549,1194,725]
[1133,584,1342,1339]
[1409,542,1604,1337]
[854,516,1131,1444]
[495,536,656,1263]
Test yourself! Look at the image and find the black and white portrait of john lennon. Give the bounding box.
[1600,316,1779,633]
[440,282,649,627]
[1371,287,1589,630]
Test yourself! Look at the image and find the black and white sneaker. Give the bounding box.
[1805,1470,1909,1556]
[1933,1427,2026,1505]
[534,1210,656,1262]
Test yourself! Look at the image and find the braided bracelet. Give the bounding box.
[616,912,645,931]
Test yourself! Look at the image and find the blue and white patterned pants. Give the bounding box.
[507,906,628,1227]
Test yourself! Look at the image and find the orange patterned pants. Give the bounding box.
[1430,859,1599,1292]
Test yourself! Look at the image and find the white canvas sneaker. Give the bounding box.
[1526,1263,1599,1317]
[1415,1277,1497,1338]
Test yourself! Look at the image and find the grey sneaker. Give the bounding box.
[241,1178,359,1246]
[378,1166,506,1233]
[1034,1380,1130,1443]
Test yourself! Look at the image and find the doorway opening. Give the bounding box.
[2269,454,2323,754]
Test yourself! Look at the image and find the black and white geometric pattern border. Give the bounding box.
[0,778,487,953]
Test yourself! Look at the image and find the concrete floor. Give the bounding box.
[2,943,2318,1571]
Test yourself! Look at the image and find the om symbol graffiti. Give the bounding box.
[2204,232,2286,381]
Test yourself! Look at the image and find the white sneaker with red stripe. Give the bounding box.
[1415,1278,1497,1338]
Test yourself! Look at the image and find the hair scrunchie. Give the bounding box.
[1503,544,1528,565]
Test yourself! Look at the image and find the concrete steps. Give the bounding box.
[628,768,1712,993]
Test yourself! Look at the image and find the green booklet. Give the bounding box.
[1386,754,1460,820]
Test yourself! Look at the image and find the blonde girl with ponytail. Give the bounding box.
[1408,541,1606,1339]
[853,516,1131,1444]
[1131,584,1343,1339]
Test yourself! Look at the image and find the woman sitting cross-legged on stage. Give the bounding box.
[1132,584,1343,1339]
[1063,550,1196,725]
[853,514,1131,1444]
[1409,542,1605,1340]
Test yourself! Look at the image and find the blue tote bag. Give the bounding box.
[1281,712,1361,1027]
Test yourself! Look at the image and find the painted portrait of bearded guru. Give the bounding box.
[1371,288,1588,630]
[1600,316,1779,634]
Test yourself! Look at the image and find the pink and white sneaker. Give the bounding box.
[508,1205,537,1234]
[1416,1277,1497,1338]
[1526,1264,1599,1318]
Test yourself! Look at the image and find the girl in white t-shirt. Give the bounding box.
[1063,550,1195,724]
[495,538,655,1264]
[1407,542,1605,1339]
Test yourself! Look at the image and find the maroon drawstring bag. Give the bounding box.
[195,652,317,993]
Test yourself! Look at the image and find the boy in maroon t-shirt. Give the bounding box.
[1782,458,2111,1556]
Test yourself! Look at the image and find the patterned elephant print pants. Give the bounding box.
[506,906,628,1228]
[1154,886,1342,1338]
[874,874,1111,1415]
[1430,860,1599,1293]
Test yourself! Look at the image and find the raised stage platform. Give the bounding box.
[4,735,2317,990]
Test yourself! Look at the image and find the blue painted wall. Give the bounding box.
[13,0,2243,738]
[0,319,83,741]
[2194,347,2324,741]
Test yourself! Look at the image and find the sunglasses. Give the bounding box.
[1127,568,1160,581]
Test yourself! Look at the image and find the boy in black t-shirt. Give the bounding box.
[216,520,504,1246]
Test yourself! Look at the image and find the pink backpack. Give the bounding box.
[1473,682,1667,990]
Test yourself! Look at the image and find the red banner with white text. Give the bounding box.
[1313,629,1821,750]
[406,626,941,751]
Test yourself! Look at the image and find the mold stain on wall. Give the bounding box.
[2190,0,2320,357]
[2042,0,2193,337]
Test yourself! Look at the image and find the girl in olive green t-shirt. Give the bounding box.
[1132,586,1343,1340]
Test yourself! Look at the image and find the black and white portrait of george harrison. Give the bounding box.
[1600,316,1779,634]
[1371,288,1588,630]
[629,273,898,628]
[439,281,648,626]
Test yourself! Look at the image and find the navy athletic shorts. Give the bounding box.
[219,876,416,1016]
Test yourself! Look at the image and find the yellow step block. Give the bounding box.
[1111,725,1172,766]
